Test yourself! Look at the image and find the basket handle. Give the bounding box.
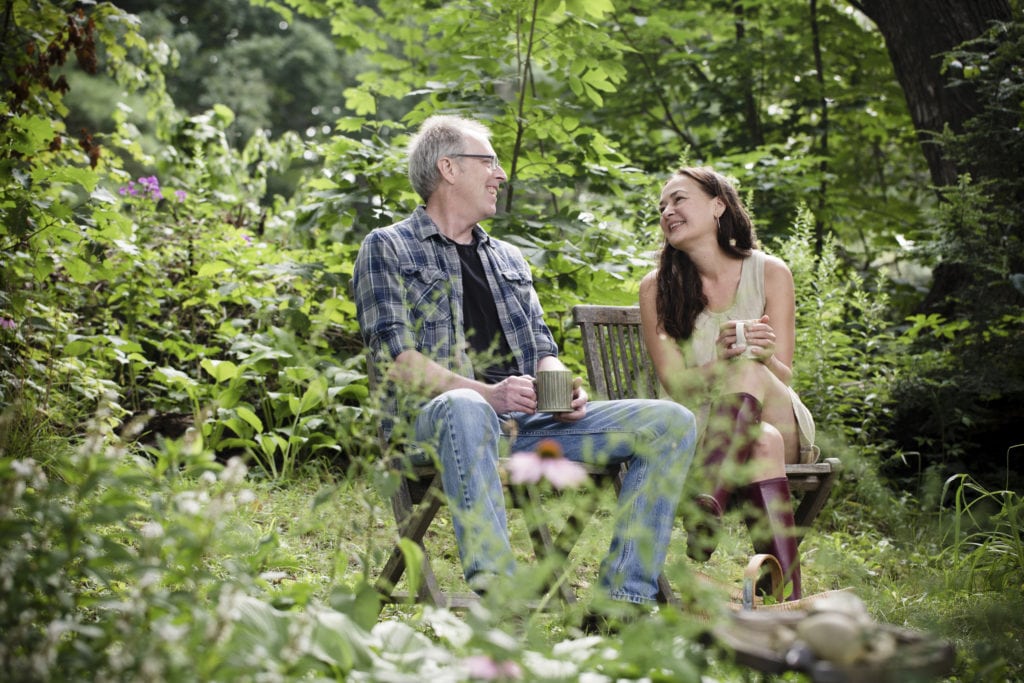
[742,553,784,609]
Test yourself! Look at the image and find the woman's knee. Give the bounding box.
[747,423,787,479]
[752,423,786,462]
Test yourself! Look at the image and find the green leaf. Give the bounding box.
[343,87,376,116]
[296,376,327,414]
[201,359,239,383]
[216,384,244,409]
[155,366,197,387]
[47,166,99,191]
[257,433,281,459]
[235,406,264,433]
[62,256,99,284]
[10,115,57,155]
[568,0,614,19]
[308,608,374,672]
[198,261,232,278]
[64,338,95,357]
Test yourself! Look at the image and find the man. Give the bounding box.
[352,114,697,608]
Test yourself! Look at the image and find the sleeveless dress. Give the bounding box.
[687,250,819,464]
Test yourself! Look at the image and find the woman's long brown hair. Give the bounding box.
[656,167,758,340]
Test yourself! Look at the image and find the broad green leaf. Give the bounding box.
[91,187,119,204]
[257,433,282,459]
[155,366,196,385]
[198,261,232,278]
[10,115,57,154]
[202,358,240,383]
[235,406,264,433]
[62,257,98,284]
[105,336,143,353]
[343,87,376,116]
[297,376,327,414]
[568,0,614,19]
[216,384,244,409]
[308,609,374,672]
[64,338,95,357]
[45,166,99,191]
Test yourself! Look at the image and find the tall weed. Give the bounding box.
[938,471,1024,593]
[771,206,899,457]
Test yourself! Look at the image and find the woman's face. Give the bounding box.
[658,174,721,251]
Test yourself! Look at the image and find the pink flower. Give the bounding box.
[140,178,162,201]
[0,317,15,330]
[507,439,589,489]
[175,190,187,202]
[465,654,522,680]
[118,176,165,202]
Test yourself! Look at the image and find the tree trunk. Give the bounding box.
[810,0,828,256]
[852,0,1012,187]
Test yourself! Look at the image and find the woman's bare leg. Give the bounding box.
[721,358,800,467]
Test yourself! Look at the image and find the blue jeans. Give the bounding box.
[413,389,697,604]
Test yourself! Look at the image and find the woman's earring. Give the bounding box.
[715,215,721,231]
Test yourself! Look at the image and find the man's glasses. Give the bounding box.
[453,153,501,170]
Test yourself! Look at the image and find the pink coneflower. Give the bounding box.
[507,438,589,489]
[464,654,522,680]
[0,317,15,330]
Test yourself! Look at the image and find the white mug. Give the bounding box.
[734,320,759,359]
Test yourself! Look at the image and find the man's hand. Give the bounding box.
[487,375,539,414]
[554,377,588,423]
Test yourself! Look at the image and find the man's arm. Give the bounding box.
[392,349,541,414]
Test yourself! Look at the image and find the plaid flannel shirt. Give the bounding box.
[352,206,559,440]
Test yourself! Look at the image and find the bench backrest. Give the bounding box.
[572,304,660,400]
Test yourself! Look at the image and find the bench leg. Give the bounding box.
[376,473,451,606]
[792,461,841,543]
[509,484,579,604]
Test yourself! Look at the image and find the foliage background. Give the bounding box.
[1,0,1022,681]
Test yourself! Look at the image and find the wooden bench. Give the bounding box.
[572,304,840,541]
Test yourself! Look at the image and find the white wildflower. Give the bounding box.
[140,522,164,539]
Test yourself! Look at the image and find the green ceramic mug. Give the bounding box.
[535,370,574,413]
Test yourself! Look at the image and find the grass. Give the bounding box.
[4,414,1021,681]
[223,445,1022,682]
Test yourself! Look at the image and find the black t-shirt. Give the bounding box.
[453,240,517,384]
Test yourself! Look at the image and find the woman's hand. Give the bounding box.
[718,315,775,362]
[745,315,777,362]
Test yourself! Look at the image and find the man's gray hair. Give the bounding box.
[407,115,493,202]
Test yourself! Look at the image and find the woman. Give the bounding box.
[638,167,818,600]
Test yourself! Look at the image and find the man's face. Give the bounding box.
[452,133,507,220]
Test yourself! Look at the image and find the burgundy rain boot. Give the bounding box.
[685,392,763,562]
[743,476,802,601]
